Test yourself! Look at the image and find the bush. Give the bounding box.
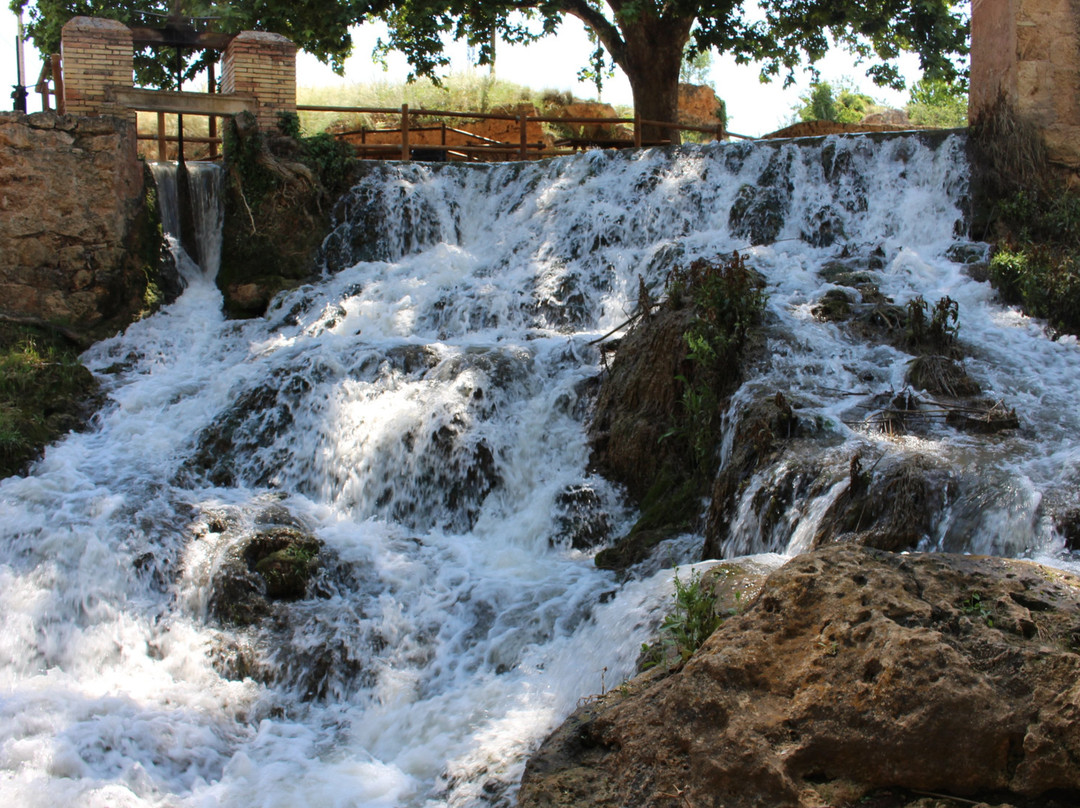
[641,568,724,669]
[662,253,767,471]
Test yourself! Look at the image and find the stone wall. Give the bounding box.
[222,31,297,135]
[0,112,152,334]
[971,0,1080,167]
[60,17,134,120]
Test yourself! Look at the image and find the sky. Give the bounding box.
[1,7,923,137]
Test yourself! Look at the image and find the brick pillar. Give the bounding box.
[60,17,133,119]
[222,31,297,134]
[971,0,1080,167]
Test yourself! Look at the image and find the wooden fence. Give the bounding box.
[298,103,752,162]
[31,56,752,162]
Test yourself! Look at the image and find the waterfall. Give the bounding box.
[150,161,224,283]
[2,133,1078,807]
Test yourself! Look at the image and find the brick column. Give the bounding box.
[222,31,297,134]
[971,0,1080,167]
[60,17,133,119]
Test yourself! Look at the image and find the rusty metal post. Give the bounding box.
[519,116,527,160]
[401,103,410,161]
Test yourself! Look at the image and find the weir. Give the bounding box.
[150,160,224,282]
[1,134,1078,806]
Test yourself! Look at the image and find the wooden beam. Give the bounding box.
[129,27,234,50]
[110,87,255,116]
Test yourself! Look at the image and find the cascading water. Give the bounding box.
[150,161,224,283]
[2,133,1078,807]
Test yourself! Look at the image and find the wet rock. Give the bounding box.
[813,288,856,321]
[703,393,810,558]
[552,485,612,550]
[201,507,375,700]
[815,453,956,552]
[210,526,323,624]
[187,370,311,487]
[801,205,845,247]
[1057,509,1080,552]
[729,183,788,245]
[589,305,699,504]
[518,545,1080,808]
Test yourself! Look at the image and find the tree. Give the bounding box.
[796,80,879,124]
[363,0,968,139]
[13,0,361,89]
[906,77,967,128]
[680,44,712,86]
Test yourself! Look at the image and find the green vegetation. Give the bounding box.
[663,253,767,472]
[972,100,1080,338]
[296,73,628,137]
[904,295,959,353]
[18,0,359,88]
[351,0,967,139]
[796,81,881,124]
[906,77,967,128]
[989,192,1080,337]
[961,591,995,627]
[0,324,97,479]
[641,568,724,669]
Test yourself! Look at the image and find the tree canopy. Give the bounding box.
[365,0,968,136]
[17,0,968,137]
[796,81,880,124]
[12,0,361,88]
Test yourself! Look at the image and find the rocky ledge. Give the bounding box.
[519,545,1080,808]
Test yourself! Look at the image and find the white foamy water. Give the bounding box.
[2,133,1078,806]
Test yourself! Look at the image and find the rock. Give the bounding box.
[861,108,911,126]
[519,545,1080,808]
[677,84,725,130]
[814,453,957,551]
[200,508,375,700]
[0,111,157,336]
[703,393,809,558]
[559,102,622,139]
[209,526,323,625]
[552,484,612,550]
[589,304,699,504]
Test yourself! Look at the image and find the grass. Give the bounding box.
[0,324,98,479]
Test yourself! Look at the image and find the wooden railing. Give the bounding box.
[30,57,749,164]
[298,102,753,162]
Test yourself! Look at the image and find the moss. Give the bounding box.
[0,324,99,479]
[595,470,702,571]
[219,114,361,317]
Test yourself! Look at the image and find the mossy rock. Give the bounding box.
[595,472,702,571]
[210,527,323,625]
[813,288,856,321]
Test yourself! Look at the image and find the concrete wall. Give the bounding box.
[0,112,149,332]
[971,0,1080,167]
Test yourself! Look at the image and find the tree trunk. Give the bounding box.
[616,14,694,144]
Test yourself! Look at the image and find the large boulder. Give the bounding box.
[678,83,725,131]
[519,545,1080,808]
